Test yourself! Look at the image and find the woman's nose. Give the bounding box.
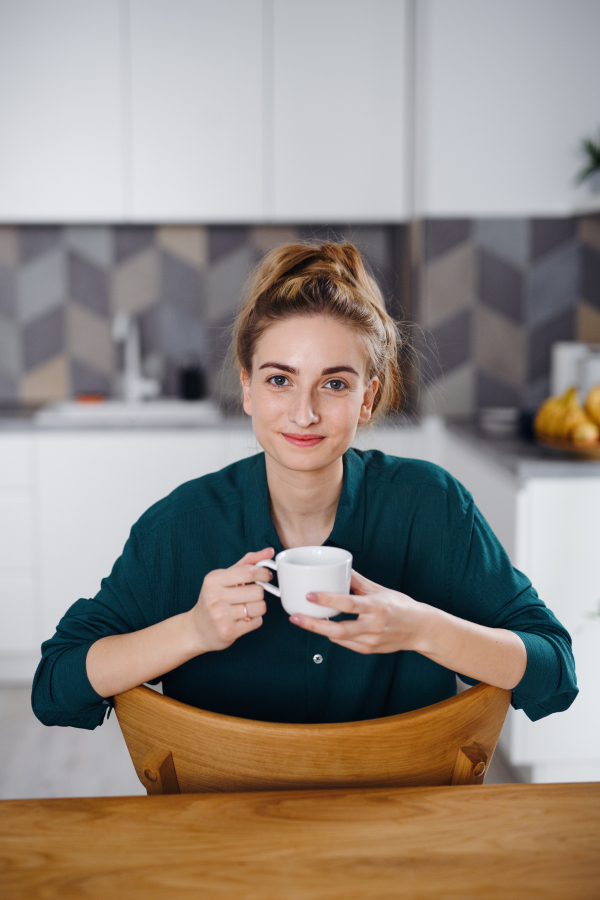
[289,389,320,427]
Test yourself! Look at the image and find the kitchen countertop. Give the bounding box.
[445,419,600,479]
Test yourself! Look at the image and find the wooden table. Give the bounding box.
[1,783,599,899]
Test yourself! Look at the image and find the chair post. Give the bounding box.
[140,748,181,795]
[451,743,489,785]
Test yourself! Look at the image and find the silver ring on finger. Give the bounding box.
[243,604,250,622]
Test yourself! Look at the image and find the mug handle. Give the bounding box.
[255,559,281,597]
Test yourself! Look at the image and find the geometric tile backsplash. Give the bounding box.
[0,216,599,416]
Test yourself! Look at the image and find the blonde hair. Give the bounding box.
[233,242,404,420]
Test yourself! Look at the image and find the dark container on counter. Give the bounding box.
[178,362,207,400]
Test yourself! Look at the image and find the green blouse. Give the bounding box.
[32,449,578,730]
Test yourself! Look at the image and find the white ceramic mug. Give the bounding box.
[256,546,352,618]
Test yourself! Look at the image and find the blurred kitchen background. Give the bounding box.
[1,0,600,797]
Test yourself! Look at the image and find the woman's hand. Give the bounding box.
[290,568,527,690]
[289,569,425,655]
[191,548,274,654]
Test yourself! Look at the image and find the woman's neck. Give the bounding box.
[266,456,344,549]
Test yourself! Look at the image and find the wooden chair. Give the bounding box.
[114,682,511,795]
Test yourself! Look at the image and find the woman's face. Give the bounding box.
[241,315,378,475]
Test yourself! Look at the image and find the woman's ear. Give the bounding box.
[358,377,379,424]
[240,369,252,416]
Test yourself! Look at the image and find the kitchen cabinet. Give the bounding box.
[271,0,410,221]
[442,426,600,782]
[416,0,600,216]
[0,435,37,671]
[0,0,124,222]
[128,0,264,221]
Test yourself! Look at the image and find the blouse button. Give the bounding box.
[313,654,323,664]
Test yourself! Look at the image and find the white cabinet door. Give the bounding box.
[0,0,124,222]
[129,0,264,221]
[272,0,410,221]
[36,430,227,637]
[0,435,37,654]
[417,0,600,216]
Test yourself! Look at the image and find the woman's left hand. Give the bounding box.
[290,569,427,654]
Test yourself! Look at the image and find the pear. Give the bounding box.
[571,419,600,446]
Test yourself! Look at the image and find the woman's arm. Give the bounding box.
[86,550,273,698]
[289,570,527,691]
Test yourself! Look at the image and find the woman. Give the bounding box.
[32,242,577,729]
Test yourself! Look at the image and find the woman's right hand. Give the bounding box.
[190,548,274,654]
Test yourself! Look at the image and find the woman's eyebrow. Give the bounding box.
[321,366,359,377]
[258,362,297,374]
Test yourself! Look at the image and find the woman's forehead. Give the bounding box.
[254,315,366,359]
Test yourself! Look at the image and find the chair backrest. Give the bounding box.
[114,682,511,795]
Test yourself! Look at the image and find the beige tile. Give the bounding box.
[420,241,475,329]
[20,354,69,404]
[156,226,208,269]
[579,216,600,253]
[250,226,298,254]
[111,248,159,315]
[474,305,527,388]
[0,227,18,265]
[66,303,114,376]
[577,300,600,343]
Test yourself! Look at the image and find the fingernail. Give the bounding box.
[306,592,318,602]
[290,615,301,624]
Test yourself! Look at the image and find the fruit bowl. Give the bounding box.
[536,436,600,459]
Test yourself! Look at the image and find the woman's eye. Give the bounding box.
[324,379,348,391]
[268,375,290,387]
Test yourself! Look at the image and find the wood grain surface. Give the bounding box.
[114,682,511,792]
[1,783,599,899]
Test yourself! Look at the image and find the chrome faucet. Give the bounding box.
[112,312,160,402]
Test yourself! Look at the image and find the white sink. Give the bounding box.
[34,399,223,427]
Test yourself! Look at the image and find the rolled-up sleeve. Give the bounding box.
[31,528,152,729]
[449,496,578,721]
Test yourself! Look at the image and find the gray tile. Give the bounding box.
[424,309,472,378]
[0,369,17,402]
[527,308,576,382]
[522,375,550,412]
[478,248,523,324]
[19,226,62,264]
[530,217,577,262]
[208,226,249,263]
[114,226,155,264]
[0,315,21,375]
[65,226,113,268]
[424,219,471,263]
[68,253,109,317]
[205,245,254,325]
[524,240,579,328]
[18,248,65,325]
[580,244,600,311]
[22,306,64,371]
[419,362,475,417]
[343,227,391,271]
[474,218,529,269]
[0,264,17,317]
[69,359,111,396]
[475,369,521,409]
[161,251,205,317]
[158,303,208,364]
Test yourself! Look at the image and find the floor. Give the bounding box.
[0,686,521,800]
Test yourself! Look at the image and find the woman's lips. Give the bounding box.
[282,433,325,447]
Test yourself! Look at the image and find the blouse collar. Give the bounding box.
[242,448,366,555]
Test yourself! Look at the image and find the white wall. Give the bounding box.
[415,0,600,217]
